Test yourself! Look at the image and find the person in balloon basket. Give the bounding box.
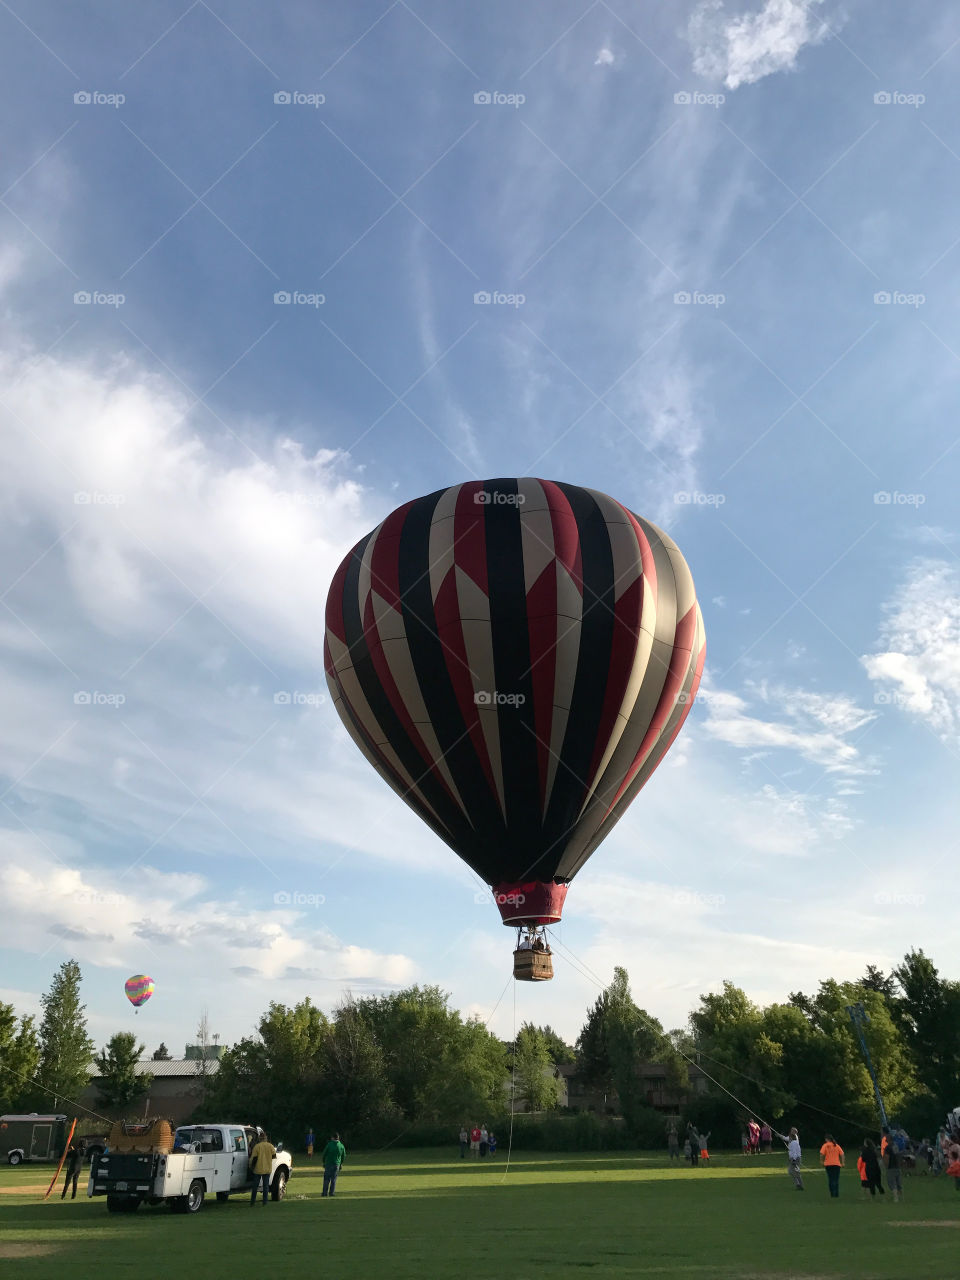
[819,1134,844,1198]
[321,1133,346,1197]
[61,1140,85,1200]
[249,1133,276,1205]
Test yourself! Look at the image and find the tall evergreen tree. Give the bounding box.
[513,1026,561,1112]
[36,960,94,1110]
[0,1003,40,1113]
[95,1033,152,1110]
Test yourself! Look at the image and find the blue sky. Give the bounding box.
[2,0,960,1056]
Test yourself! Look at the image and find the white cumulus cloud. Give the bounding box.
[688,0,834,91]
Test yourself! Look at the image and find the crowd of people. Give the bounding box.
[458,1125,497,1158]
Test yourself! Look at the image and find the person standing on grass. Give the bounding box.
[778,1127,804,1190]
[686,1123,699,1166]
[698,1131,711,1164]
[760,1122,772,1153]
[860,1139,884,1198]
[459,1126,468,1158]
[470,1124,481,1157]
[748,1118,761,1155]
[820,1133,844,1197]
[683,1135,691,1163]
[667,1126,679,1160]
[249,1132,276,1205]
[479,1126,489,1158]
[883,1136,903,1201]
[61,1140,84,1200]
[321,1132,346,1198]
[305,1127,314,1158]
[488,1131,497,1156]
[741,1126,750,1156]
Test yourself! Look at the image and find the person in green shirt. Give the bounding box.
[321,1133,345,1198]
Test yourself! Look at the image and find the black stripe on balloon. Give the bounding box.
[541,482,616,873]
[482,477,542,871]
[337,527,468,845]
[396,487,509,880]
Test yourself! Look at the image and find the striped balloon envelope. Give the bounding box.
[324,478,705,935]
[124,974,154,1011]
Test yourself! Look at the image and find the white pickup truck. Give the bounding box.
[88,1123,292,1214]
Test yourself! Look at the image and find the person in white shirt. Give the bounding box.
[779,1126,804,1190]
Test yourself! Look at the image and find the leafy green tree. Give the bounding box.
[353,986,506,1122]
[95,1033,152,1110]
[531,1024,576,1066]
[893,949,960,1105]
[35,960,94,1110]
[0,1003,40,1113]
[513,1026,561,1112]
[151,1042,172,1061]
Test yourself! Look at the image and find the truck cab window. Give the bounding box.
[229,1129,246,1153]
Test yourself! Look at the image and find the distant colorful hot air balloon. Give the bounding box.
[324,478,705,980]
[125,974,154,1012]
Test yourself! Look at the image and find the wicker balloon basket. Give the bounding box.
[108,1118,175,1154]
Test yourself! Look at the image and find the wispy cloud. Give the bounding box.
[688,0,835,90]
[862,559,960,739]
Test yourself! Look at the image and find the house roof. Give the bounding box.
[86,1059,220,1079]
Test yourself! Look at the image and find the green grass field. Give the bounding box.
[2,1149,958,1279]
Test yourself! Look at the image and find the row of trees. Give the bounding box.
[3,951,958,1149]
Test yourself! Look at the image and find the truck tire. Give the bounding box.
[271,1169,288,1201]
[184,1180,205,1214]
[8,1151,23,1167]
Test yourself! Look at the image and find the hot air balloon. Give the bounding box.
[125,974,154,1012]
[324,478,705,980]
